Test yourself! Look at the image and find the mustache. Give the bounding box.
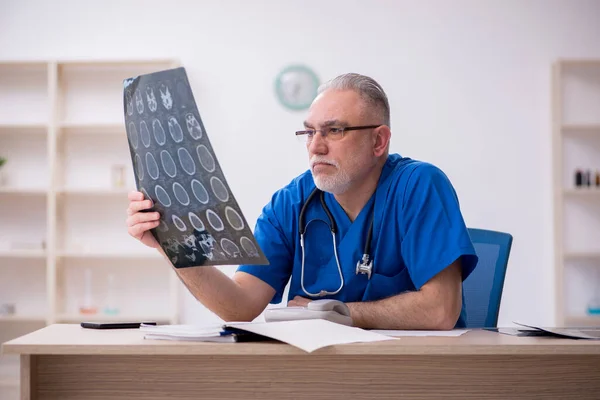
[310,156,338,168]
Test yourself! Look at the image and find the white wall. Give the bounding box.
[1,0,599,327]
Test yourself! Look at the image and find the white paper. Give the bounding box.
[143,333,238,342]
[227,319,396,353]
[140,324,224,337]
[513,322,600,340]
[370,329,469,337]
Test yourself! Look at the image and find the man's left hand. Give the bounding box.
[287,296,311,307]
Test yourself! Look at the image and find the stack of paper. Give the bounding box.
[512,322,600,340]
[141,320,396,352]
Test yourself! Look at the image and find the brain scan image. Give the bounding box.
[124,67,268,268]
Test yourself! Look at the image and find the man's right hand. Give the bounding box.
[126,191,160,249]
[126,192,275,323]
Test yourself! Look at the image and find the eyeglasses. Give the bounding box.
[295,125,381,143]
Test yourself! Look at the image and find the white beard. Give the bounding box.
[310,155,354,194]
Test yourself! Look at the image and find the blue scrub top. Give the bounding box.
[237,154,478,328]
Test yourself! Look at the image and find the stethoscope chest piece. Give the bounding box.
[356,254,373,279]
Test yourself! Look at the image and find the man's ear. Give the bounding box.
[373,126,391,157]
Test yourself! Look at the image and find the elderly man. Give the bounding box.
[126,73,478,329]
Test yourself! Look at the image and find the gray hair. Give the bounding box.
[317,73,390,127]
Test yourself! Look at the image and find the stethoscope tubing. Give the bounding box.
[298,187,374,297]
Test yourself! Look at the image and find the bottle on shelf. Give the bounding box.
[588,298,600,316]
[103,273,120,316]
[586,170,591,187]
[575,169,583,187]
[587,270,600,316]
[111,164,126,189]
[0,302,16,316]
[0,156,7,186]
[79,268,97,315]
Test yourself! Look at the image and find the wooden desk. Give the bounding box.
[2,324,600,400]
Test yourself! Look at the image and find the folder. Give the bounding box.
[140,324,268,343]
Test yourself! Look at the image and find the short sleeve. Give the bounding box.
[236,195,294,304]
[400,164,478,289]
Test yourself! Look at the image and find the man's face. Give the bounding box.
[304,89,376,194]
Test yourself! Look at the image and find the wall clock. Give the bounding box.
[274,65,320,111]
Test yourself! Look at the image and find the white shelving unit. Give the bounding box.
[0,60,182,330]
[0,250,46,259]
[552,59,600,327]
[1,61,183,396]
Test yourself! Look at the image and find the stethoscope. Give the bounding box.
[298,187,374,298]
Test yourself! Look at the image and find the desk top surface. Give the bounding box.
[2,324,600,356]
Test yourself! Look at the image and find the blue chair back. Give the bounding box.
[463,228,513,328]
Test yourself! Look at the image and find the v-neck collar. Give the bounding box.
[322,189,376,235]
[320,156,397,235]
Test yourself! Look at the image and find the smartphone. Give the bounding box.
[80,321,157,329]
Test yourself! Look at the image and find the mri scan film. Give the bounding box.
[123,67,269,268]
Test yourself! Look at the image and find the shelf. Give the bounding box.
[0,378,19,388]
[55,313,171,323]
[0,187,47,195]
[57,61,176,125]
[0,250,46,259]
[563,188,600,197]
[558,59,600,67]
[57,251,162,260]
[0,63,48,125]
[0,60,48,66]
[57,187,133,196]
[561,124,600,134]
[58,59,177,68]
[0,123,47,134]
[0,315,46,323]
[59,123,126,136]
[564,252,600,260]
[564,315,600,327]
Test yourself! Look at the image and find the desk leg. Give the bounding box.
[20,355,37,400]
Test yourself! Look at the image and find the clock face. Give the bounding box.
[275,65,320,110]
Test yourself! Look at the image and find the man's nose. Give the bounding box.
[308,131,328,154]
